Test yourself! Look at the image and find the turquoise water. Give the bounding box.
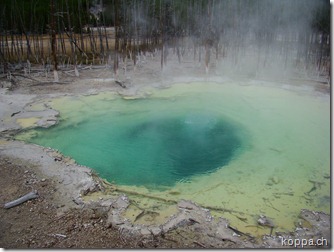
[18,81,330,234]
[31,101,247,187]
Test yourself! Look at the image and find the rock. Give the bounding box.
[266,181,273,186]
[105,195,131,229]
[92,207,108,219]
[36,117,58,128]
[178,200,212,222]
[72,197,84,205]
[100,198,114,207]
[216,218,235,238]
[140,227,151,236]
[162,213,189,233]
[168,190,180,195]
[0,80,13,89]
[257,215,275,227]
[267,176,279,186]
[85,89,99,96]
[299,209,330,230]
[78,179,100,196]
[63,157,76,165]
[272,176,279,184]
[112,195,129,210]
[162,200,213,233]
[149,227,162,236]
[178,200,195,210]
[106,210,126,226]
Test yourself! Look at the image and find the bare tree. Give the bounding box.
[50,0,58,82]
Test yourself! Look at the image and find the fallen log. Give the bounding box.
[228,225,255,240]
[113,186,253,217]
[257,214,275,236]
[11,111,21,117]
[193,241,206,248]
[10,73,40,82]
[115,80,126,88]
[4,191,39,209]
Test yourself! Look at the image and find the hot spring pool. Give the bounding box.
[24,102,248,187]
[17,81,330,235]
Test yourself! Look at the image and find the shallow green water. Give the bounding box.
[18,81,330,234]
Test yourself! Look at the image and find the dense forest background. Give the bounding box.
[0,0,330,80]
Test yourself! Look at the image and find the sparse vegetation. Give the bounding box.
[0,0,330,81]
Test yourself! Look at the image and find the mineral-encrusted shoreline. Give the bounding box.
[0,67,330,248]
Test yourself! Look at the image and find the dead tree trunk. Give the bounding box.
[4,191,39,209]
[50,0,58,82]
[113,0,120,76]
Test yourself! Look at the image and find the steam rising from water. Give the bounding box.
[96,0,330,80]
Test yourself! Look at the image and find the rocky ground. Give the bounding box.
[0,56,331,249]
[0,141,253,249]
[0,155,231,249]
[0,153,330,249]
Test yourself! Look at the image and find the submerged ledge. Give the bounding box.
[0,79,330,248]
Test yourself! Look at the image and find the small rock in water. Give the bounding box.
[168,190,180,195]
[272,176,279,184]
[267,176,279,185]
[257,215,275,227]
